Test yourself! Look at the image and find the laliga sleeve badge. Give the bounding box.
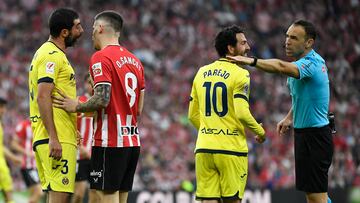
[45,62,55,74]
[92,62,103,77]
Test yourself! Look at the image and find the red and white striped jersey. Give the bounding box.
[15,120,36,169]
[89,45,145,148]
[77,95,93,159]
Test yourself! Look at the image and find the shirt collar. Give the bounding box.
[304,49,315,58]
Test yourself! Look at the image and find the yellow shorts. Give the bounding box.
[34,142,76,193]
[0,158,13,192]
[195,153,248,200]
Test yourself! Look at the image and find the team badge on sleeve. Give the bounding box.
[92,62,103,77]
[45,62,55,74]
[243,84,249,95]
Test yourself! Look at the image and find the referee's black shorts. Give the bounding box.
[294,125,333,193]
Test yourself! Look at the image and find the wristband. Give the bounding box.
[249,57,258,66]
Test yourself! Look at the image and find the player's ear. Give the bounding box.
[60,29,70,38]
[227,45,235,55]
[305,38,314,49]
[98,24,105,33]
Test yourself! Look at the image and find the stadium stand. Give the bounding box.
[0,0,359,192]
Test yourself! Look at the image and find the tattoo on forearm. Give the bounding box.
[76,84,111,112]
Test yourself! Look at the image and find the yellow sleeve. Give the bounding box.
[36,52,62,84]
[188,78,200,130]
[234,98,265,136]
[233,71,265,136]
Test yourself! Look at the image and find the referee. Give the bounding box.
[228,20,333,203]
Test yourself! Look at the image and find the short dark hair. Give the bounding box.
[293,20,317,41]
[0,97,7,105]
[95,10,123,33]
[48,8,79,37]
[215,25,245,58]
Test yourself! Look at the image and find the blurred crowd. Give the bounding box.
[0,0,359,191]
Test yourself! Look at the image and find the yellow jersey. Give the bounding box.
[188,58,264,154]
[0,122,4,158]
[29,41,77,146]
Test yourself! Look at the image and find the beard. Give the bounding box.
[65,33,79,47]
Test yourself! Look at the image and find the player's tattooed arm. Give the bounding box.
[76,84,111,112]
[53,83,111,113]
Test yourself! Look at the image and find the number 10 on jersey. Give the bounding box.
[203,81,228,117]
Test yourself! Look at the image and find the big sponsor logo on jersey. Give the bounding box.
[120,126,139,135]
[201,127,239,136]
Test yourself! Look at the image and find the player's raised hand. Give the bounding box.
[226,55,253,65]
[52,90,78,113]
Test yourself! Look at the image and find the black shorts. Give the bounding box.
[294,125,333,193]
[89,146,140,191]
[21,168,40,187]
[75,159,91,182]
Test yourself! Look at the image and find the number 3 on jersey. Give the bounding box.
[125,72,137,107]
[203,81,228,117]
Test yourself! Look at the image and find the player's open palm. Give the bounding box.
[226,55,248,65]
[52,90,78,113]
